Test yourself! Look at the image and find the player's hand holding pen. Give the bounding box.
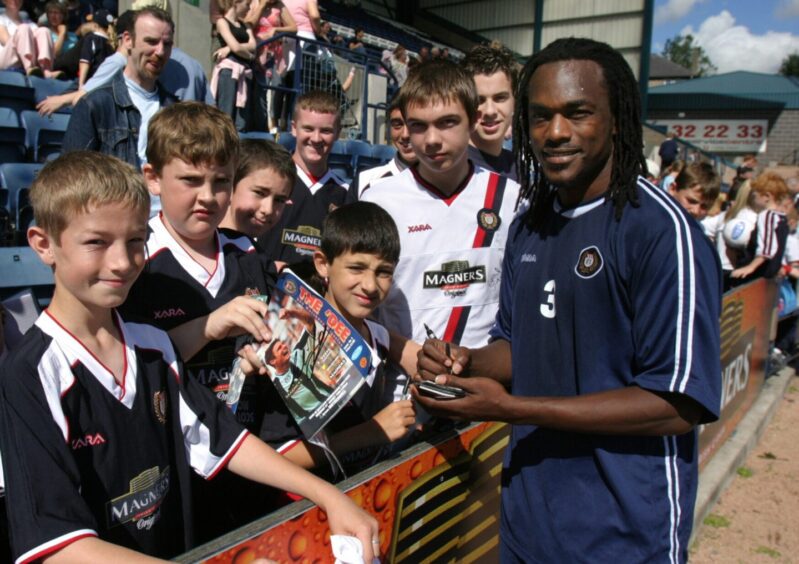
[416,324,472,381]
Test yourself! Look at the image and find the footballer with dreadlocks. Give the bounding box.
[414,38,722,562]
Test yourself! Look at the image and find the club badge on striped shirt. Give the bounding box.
[477,208,501,232]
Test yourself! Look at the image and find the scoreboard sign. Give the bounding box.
[655,119,768,153]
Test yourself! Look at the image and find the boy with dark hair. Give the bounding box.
[242,202,417,472]
[220,138,297,239]
[462,43,518,180]
[257,90,349,266]
[347,97,418,201]
[0,151,378,562]
[362,59,520,398]
[668,161,721,221]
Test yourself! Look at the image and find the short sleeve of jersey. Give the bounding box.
[489,215,521,343]
[626,204,722,422]
[124,323,250,480]
[755,210,782,259]
[0,338,99,563]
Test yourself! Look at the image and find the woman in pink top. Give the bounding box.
[245,0,296,131]
[273,0,320,129]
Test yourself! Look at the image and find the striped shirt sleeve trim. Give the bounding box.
[17,529,97,564]
[639,179,697,394]
[205,430,250,480]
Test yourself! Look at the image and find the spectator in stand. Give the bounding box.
[658,130,678,170]
[667,161,720,223]
[42,1,76,59]
[347,97,418,202]
[463,42,518,181]
[0,0,57,76]
[246,0,296,133]
[700,193,727,244]
[731,172,790,284]
[728,158,757,203]
[212,0,256,131]
[274,0,320,130]
[441,47,450,60]
[430,46,440,59]
[77,9,114,88]
[62,7,176,168]
[389,43,408,86]
[660,159,683,192]
[38,10,212,115]
[348,27,365,53]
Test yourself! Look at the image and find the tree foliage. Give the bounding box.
[662,34,716,77]
[780,53,799,77]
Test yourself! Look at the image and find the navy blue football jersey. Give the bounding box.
[490,179,722,562]
[0,312,247,562]
[256,166,348,264]
[120,215,275,430]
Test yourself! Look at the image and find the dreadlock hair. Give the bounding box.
[513,37,647,228]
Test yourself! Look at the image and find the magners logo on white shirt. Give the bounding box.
[424,260,486,297]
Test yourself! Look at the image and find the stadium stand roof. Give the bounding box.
[649,71,799,111]
[648,55,692,80]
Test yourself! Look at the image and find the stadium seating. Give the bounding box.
[0,163,44,222]
[240,131,275,141]
[277,133,296,153]
[20,111,71,162]
[0,108,27,164]
[28,76,76,112]
[327,139,354,180]
[0,246,54,305]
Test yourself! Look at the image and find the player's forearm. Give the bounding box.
[44,536,166,563]
[504,386,702,436]
[228,435,345,508]
[468,339,513,385]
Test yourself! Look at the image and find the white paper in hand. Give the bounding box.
[330,535,380,564]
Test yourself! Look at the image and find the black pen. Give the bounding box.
[424,323,452,373]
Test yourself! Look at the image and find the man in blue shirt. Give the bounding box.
[414,38,722,563]
[62,7,176,167]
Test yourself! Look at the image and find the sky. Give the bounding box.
[652,0,799,74]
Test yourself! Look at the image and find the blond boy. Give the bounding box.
[0,151,377,562]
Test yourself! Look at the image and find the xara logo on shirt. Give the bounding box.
[424,260,486,297]
[106,466,170,529]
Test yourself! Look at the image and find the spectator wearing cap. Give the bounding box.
[77,9,114,89]
[658,130,678,170]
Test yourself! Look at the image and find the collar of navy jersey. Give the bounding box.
[553,190,606,218]
[147,214,227,297]
[36,310,139,409]
[296,166,346,193]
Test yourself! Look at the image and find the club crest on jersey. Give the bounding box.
[106,466,170,529]
[153,391,167,424]
[424,260,486,297]
[575,246,603,279]
[281,225,322,256]
[477,208,501,232]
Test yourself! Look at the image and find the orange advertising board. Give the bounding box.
[697,278,776,468]
[180,280,777,563]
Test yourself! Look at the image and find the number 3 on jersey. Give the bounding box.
[540,279,556,319]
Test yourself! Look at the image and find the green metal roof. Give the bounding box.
[648,71,799,111]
